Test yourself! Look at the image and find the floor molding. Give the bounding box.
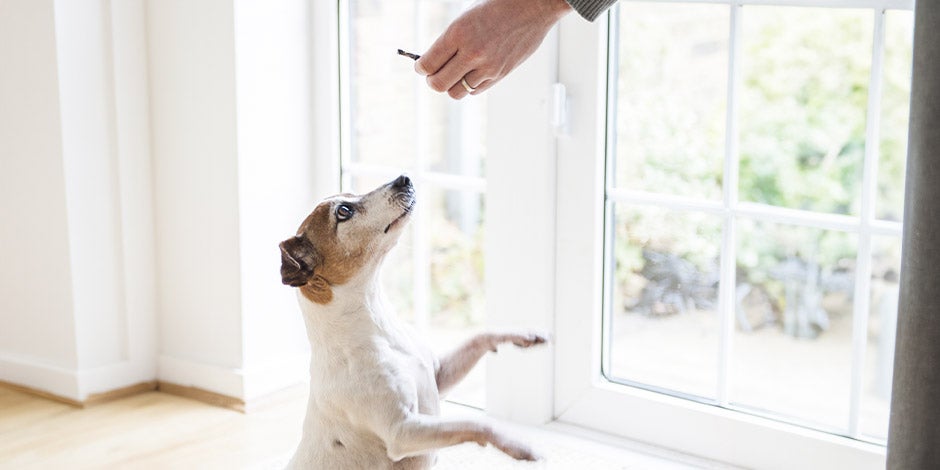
[156,381,246,412]
[0,379,157,408]
[0,380,83,407]
[85,381,158,406]
[0,378,262,413]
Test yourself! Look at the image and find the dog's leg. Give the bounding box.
[384,414,538,462]
[435,332,547,396]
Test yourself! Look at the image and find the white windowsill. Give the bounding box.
[439,401,740,469]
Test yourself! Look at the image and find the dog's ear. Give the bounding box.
[279,235,318,287]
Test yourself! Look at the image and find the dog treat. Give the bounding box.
[397,49,420,61]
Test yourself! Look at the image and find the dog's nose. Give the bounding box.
[392,175,411,188]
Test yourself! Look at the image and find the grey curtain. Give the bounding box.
[887,1,940,468]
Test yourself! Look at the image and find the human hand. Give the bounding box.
[415,0,572,99]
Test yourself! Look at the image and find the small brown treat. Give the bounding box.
[397,49,420,61]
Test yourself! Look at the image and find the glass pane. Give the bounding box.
[876,11,914,222]
[739,7,873,215]
[860,235,902,441]
[348,0,417,168]
[427,188,486,408]
[608,205,722,399]
[733,219,857,431]
[348,0,487,177]
[614,2,728,199]
[427,96,487,178]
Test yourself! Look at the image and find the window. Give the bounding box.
[340,0,488,408]
[603,0,912,442]
[555,0,912,467]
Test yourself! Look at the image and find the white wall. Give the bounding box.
[0,0,80,397]
[56,0,127,372]
[1,0,319,404]
[147,0,247,398]
[144,0,322,400]
[233,0,315,401]
[0,0,156,401]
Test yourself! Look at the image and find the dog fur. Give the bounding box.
[280,176,547,469]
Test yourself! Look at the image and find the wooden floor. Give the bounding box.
[0,384,723,470]
[0,385,304,470]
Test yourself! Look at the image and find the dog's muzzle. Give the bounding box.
[391,175,416,212]
[385,175,415,233]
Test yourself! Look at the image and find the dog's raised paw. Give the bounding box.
[492,437,541,462]
[518,448,543,462]
[509,332,550,348]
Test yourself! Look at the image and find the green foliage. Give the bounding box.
[615,3,728,200]
[612,6,912,320]
[738,8,873,216]
[429,216,484,328]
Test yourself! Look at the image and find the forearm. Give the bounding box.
[564,0,619,21]
[435,331,547,395]
[435,335,492,396]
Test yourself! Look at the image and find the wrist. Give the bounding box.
[544,0,574,19]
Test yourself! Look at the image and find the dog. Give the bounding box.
[280,175,548,469]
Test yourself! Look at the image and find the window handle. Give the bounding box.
[551,82,569,137]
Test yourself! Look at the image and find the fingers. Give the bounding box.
[415,33,499,99]
[418,25,487,97]
[425,51,475,94]
[468,78,497,96]
[414,30,456,76]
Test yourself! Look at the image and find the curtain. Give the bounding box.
[887,1,940,468]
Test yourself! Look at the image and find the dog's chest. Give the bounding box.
[310,333,440,417]
[388,343,440,414]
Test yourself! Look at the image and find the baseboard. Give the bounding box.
[0,380,84,407]
[0,352,158,403]
[157,353,309,407]
[2,353,306,413]
[156,381,246,412]
[157,355,245,399]
[0,379,157,408]
[154,352,310,412]
[0,353,81,402]
[84,380,158,406]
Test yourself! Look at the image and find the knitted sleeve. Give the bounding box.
[564,0,619,22]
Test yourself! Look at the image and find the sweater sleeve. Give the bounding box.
[564,0,619,22]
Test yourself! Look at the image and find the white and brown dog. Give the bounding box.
[280,175,547,469]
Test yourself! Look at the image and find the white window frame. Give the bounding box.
[554,1,909,468]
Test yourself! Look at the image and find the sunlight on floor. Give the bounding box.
[0,384,733,470]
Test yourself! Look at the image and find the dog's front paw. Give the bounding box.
[491,435,542,462]
[506,331,549,349]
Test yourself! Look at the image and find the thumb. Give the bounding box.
[415,31,458,76]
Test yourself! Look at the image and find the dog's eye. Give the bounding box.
[335,204,354,221]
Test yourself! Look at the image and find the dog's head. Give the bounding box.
[279,175,415,304]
